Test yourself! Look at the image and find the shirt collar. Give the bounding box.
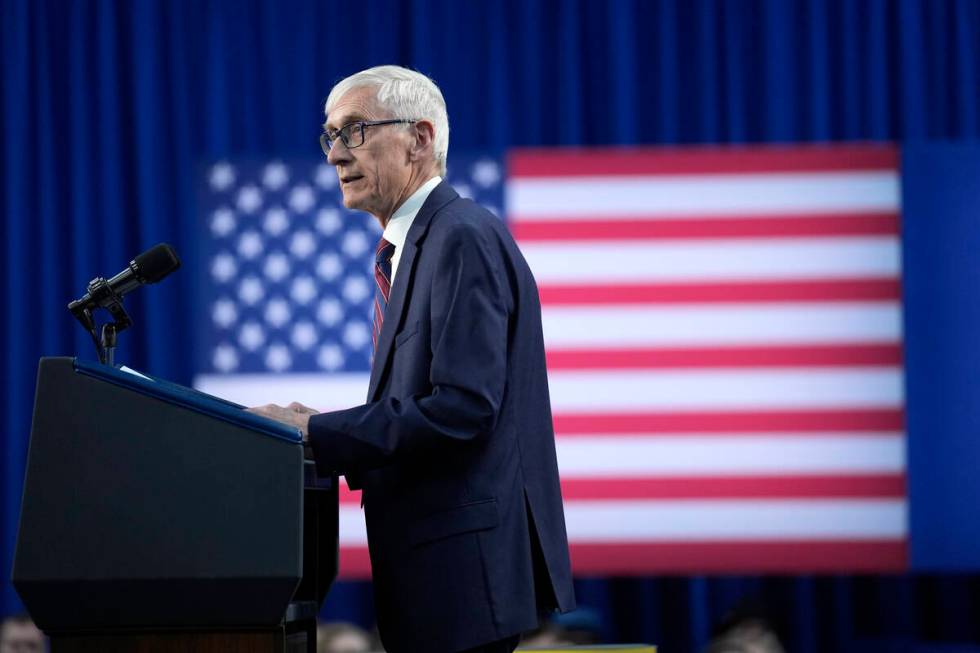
[382,176,442,249]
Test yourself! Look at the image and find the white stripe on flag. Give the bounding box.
[563,499,908,541]
[340,506,369,545]
[508,172,900,217]
[542,303,901,347]
[521,237,900,283]
[546,368,903,411]
[194,373,370,410]
[340,499,908,545]
[556,435,905,476]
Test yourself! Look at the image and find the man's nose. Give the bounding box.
[326,139,351,165]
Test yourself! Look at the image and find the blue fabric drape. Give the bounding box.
[3,0,980,650]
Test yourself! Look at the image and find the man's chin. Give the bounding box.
[339,191,359,210]
[339,189,379,219]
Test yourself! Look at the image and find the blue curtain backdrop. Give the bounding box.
[2,0,979,650]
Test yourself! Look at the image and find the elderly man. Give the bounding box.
[250,65,574,653]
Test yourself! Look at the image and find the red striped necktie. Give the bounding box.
[372,237,396,352]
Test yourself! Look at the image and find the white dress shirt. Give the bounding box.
[382,176,442,287]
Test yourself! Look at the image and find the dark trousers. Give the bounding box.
[458,634,521,653]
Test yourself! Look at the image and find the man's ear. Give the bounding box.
[410,120,436,162]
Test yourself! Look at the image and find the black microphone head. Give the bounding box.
[134,243,181,283]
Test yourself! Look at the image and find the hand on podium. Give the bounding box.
[247,402,319,441]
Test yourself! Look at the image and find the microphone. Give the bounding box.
[68,243,182,315]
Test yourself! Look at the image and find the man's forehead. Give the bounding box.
[325,86,386,128]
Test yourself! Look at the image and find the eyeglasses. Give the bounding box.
[319,119,417,155]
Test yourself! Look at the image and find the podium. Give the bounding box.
[11,357,338,652]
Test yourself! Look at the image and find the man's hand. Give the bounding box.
[246,402,319,442]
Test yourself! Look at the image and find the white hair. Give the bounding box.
[325,65,450,175]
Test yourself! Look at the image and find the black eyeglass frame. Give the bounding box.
[320,119,418,154]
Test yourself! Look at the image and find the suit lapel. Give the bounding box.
[366,181,458,401]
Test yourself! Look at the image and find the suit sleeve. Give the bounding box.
[307,222,509,476]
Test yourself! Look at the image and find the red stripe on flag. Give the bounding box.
[337,540,909,577]
[567,540,908,574]
[546,343,902,369]
[560,474,906,500]
[553,409,905,434]
[340,473,906,504]
[339,546,372,578]
[340,484,361,504]
[512,213,900,241]
[509,145,899,177]
[538,279,900,305]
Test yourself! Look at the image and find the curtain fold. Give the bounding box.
[2,0,979,648]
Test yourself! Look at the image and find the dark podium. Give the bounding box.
[12,357,338,652]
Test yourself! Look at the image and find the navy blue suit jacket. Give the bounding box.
[308,181,575,652]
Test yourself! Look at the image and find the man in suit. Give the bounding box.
[249,65,575,653]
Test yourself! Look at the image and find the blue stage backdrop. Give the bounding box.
[902,143,980,572]
[3,1,980,651]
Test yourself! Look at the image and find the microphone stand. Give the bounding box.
[101,324,118,367]
[70,276,133,366]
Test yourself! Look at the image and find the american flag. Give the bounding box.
[196,145,906,576]
[510,145,905,574]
